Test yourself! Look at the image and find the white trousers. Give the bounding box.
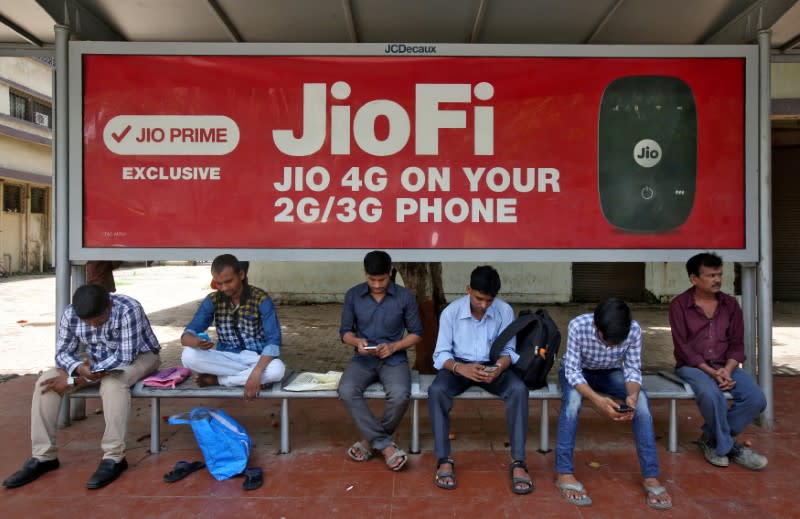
[181,348,285,387]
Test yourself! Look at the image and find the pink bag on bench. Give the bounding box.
[142,367,191,389]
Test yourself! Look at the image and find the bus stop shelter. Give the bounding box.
[1,0,800,431]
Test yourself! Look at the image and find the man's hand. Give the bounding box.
[375,343,396,359]
[356,339,377,357]
[713,368,736,391]
[594,395,634,422]
[455,363,497,384]
[182,333,214,350]
[244,371,262,400]
[40,371,70,395]
[76,361,107,382]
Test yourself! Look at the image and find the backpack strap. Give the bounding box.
[490,311,539,363]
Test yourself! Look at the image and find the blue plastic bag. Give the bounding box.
[168,408,251,480]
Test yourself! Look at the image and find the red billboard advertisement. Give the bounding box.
[81,54,746,250]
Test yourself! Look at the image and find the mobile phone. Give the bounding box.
[483,365,498,373]
[616,404,634,413]
[363,345,377,350]
[91,368,124,375]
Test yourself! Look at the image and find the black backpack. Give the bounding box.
[489,308,561,389]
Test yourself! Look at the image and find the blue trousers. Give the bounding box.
[427,366,529,461]
[555,367,660,478]
[676,366,766,456]
[338,359,411,451]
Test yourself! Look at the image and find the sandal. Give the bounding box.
[556,480,592,506]
[384,444,408,472]
[509,460,534,495]
[242,467,263,491]
[163,460,205,483]
[434,458,456,490]
[643,483,673,510]
[346,441,374,462]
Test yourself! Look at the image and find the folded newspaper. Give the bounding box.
[283,371,343,391]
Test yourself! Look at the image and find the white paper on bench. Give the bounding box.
[283,371,343,391]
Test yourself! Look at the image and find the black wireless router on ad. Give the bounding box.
[598,75,696,233]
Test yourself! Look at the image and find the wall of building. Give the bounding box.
[0,58,53,274]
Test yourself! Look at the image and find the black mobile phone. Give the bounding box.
[616,404,634,413]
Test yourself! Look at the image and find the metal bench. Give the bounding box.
[414,374,561,453]
[69,370,420,456]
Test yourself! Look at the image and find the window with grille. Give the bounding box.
[30,187,47,214]
[2,184,23,213]
[8,90,52,128]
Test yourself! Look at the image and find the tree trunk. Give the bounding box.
[394,262,447,373]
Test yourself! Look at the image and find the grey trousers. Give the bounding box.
[338,359,411,451]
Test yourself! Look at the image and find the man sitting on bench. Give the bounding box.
[669,252,767,470]
[3,284,161,490]
[555,298,672,510]
[181,254,285,400]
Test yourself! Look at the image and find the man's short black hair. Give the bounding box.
[73,284,111,319]
[363,250,392,276]
[211,254,241,275]
[686,252,723,278]
[470,265,501,297]
[593,298,632,346]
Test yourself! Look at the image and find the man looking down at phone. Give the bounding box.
[555,298,671,510]
[3,284,161,490]
[338,251,423,471]
[181,254,285,399]
[429,265,533,494]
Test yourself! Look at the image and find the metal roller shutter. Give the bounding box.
[772,139,800,301]
[572,262,645,302]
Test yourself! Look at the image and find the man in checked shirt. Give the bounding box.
[3,284,160,490]
[555,298,672,510]
[670,252,767,471]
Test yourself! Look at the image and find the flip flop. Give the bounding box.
[509,460,534,495]
[347,441,374,462]
[384,444,408,471]
[643,484,673,510]
[556,481,593,506]
[434,458,456,490]
[242,467,263,491]
[163,460,205,483]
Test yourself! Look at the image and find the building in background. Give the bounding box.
[0,57,52,275]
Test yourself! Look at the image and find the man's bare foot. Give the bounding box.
[556,473,592,506]
[194,373,219,387]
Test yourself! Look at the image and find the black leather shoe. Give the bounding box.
[2,458,60,488]
[86,458,128,489]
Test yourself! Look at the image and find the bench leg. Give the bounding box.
[668,399,678,453]
[280,398,290,454]
[70,398,86,421]
[538,400,551,453]
[57,397,71,428]
[150,397,160,454]
[410,400,420,454]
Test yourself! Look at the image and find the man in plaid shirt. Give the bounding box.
[3,284,160,490]
[555,298,672,510]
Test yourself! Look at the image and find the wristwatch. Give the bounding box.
[66,376,76,386]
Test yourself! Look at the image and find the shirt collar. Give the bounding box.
[357,281,397,298]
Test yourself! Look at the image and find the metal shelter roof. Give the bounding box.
[0,0,799,52]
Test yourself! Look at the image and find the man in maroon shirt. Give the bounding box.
[669,252,767,470]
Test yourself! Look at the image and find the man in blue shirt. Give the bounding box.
[338,251,423,471]
[428,265,532,494]
[555,298,672,510]
[181,254,285,400]
[3,284,160,490]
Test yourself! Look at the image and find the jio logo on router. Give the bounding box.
[633,139,662,168]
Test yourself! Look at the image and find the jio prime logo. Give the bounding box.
[633,139,662,168]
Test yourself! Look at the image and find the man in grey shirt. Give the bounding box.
[338,251,423,471]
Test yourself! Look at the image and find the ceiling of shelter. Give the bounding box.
[0,0,798,52]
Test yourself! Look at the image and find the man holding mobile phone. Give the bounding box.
[555,299,672,510]
[3,284,160,490]
[429,266,533,495]
[338,251,423,471]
